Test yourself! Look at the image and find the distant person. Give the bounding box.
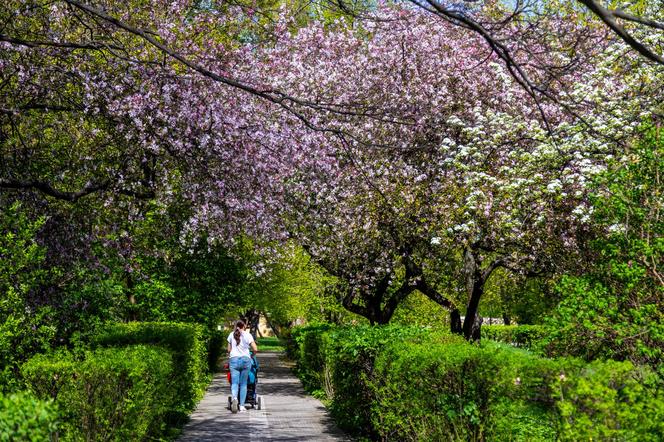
[227,320,258,413]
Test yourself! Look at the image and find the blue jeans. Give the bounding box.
[229,356,252,405]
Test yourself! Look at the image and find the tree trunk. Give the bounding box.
[244,309,261,338]
[463,283,484,341]
[266,317,281,338]
[413,273,461,334]
[462,249,484,341]
[464,313,483,341]
[450,309,462,334]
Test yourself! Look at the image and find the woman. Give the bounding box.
[227,320,258,413]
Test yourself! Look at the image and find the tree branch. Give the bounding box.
[341,287,371,319]
[383,258,419,319]
[0,178,155,201]
[0,33,122,51]
[577,0,664,65]
[612,8,664,32]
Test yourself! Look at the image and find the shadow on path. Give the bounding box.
[178,352,351,442]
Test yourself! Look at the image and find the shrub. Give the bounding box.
[22,345,172,441]
[327,325,451,436]
[289,324,663,441]
[290,323,335,393]
[289,324,449,436]
[371,339,569,441]
[556,360,664,441]
[545,130,664,371]
[93,322,207,415]
[481,325,549,350]
[205,329,226,373]
[0,391,59,441]
[0,203,57,392]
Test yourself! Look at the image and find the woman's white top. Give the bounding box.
[227,330,255,358]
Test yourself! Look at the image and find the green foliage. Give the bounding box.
[132,278,177,322]
[93,322,208,416]
[159,240,247,328]
[290,324,447,436]
[391,290,452,327]
[0,391,59,441]
[22,345,172,441]
[556,360,664,441]
[0,203,56,392]
[324,325,451,435]
[288,324,663,441]
[288,323,335,392]
[481,274,558,325]
[481,325,549,350]
[225,240,350,330]
[546,126,663,370]
[0,202,47,300]
[371,340,563,441]
[205,329,226,373]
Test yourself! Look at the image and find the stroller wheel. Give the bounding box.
[257,396,262,410]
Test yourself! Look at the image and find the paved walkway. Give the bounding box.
[178,352,351,441]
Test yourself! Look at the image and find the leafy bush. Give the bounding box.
[205,329,226,373]
[481,325,549,350]
[291,323,335,393]
[290,324,448,436]
[289,324,664,441]
[546,127,663,371]
[556,360,664,441]
[545,275,664,373]
[0,203,57,392]
[0,391,59,441]
[22,345,172,441]
[93,322,208,416]
[371,339,565,441]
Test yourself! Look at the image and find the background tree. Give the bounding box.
[545,124,663,372]
[239,6,657,339]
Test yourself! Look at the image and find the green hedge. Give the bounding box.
[0,391,59,441]
[93,322,208,416]
[293,325,450,436]
[22,345,172,441]
[290,323,335,393]
[481,325,549,350]
[289,324,664,441]
[205,329,226,373]
[556,359,664,441]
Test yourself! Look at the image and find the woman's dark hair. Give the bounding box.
[233,320,245,345]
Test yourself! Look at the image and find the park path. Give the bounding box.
[178,352,351,442]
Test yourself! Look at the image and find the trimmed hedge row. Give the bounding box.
[0,391,59,441]
[290,325,664,441]
[22,345,172,441]
[205,329,227,374]
[19,321,211,441]
[93,321,208,415]
[481,325,549,350]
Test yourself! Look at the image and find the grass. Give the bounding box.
[256,336,285,353]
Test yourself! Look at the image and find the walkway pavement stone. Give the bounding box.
[178,352,351,442]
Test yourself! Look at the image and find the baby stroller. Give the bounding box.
[225,352,262,410]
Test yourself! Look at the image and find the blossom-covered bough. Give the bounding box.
[1,1,662,339]
[236,7,662,338]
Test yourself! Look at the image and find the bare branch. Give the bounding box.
[0,178,155,202]
[612,8,664,32]
[577,0,664,65]
[0,33,122,51]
